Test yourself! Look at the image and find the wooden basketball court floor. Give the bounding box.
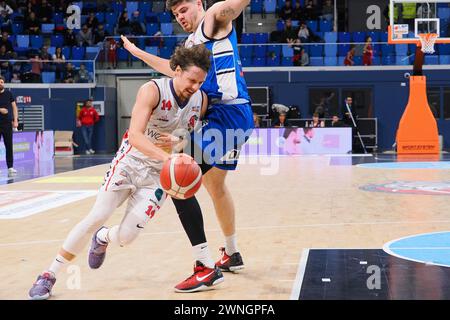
[1,154,450,300]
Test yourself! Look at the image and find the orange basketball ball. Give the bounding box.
[160,153,202,199]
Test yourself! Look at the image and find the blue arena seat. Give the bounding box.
[42,72,56,83]
[239,45,253,58]
[267,44,281,57]
[254,45,267,58]
[241,56,252,67]
[146,23,159,36]
[324,32,337,43]
[161,23,173,35]
[264,0,277,13]
[440,55,450,64]
[309,44,324,57]
[425,55,439,65]
[281,56,293,66]
[319,20,332,32]
[309,57,324,66]
[352,32,366,43]
[282,45,294,57]
[252,57,266,66]
[324,56,337,66]
[241,33,255,44]
[117,47,129,61]
[71,46,86,60]
[324,44,338,56]
[51,34,64,47]
[30,35,43,49]
[266,56,280,66]
[145,46,158,56]
[255,33,269,43]
[251,0,263,14]
[396,44,408,56]
[159,46,173,59]
[307,20,318,32]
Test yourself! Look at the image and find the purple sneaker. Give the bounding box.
[88,227,108,269]
[28,272,56,300]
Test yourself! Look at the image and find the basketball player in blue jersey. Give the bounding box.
[121,0,253,292]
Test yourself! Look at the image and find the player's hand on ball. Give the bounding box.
[154,132,181,149]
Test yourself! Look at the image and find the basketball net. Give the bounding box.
[418,33,438,54]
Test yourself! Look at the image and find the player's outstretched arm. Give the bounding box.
[128,82,171,162]
[207,0,250,26]
[121,35,176,78]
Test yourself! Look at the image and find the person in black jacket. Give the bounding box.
[0,75,18,175]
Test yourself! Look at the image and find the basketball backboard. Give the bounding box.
[388,0,450,45]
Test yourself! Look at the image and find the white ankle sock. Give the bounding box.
[225,234,238,255]
[192,243,215,269]
[96,227,110,244]
[48,254,69,276]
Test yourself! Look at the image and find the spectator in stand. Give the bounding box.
[94,24,109,45]
[310,112,325,127]
[362,36,374,66]
[25,11,41,35]
[77,24,94,47]
[65,28,78,47]
[330,115,344,127]
[304,0,318,20]
[86,12,99,32]
[298,22,310,43]
[38,0,53,23]
[298,47,310,66]
[344,45,356,66]
[107,38,118,69]
[0,31,12,54]
[0,10,12,33]
[282,18,298,43]
[52,47,66,81]
[320,0,334,21]
[30,54,43,83]
[273,112,291,128]
[253,112,261,128]
[11,73,21,83]
[54,0,68,13]
[39,45,53,72]
[279,0,293,21]
[118,11,132,35]
[63,63,77,83]
[0,45,10,80]
[0,1,13,16]
[78,98,100,154]
[130,10,146,35]
[76,63,91,83]
[292,1,305,22]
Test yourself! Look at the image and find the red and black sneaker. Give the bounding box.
[215,247,245,272]
[174,261,224,293]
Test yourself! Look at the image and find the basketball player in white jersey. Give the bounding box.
[28,45,218,300]
[121,0,253,293]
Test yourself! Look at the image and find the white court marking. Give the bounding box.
[0,190,97,219]
[290,249,310,300]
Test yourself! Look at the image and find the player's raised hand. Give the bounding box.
[121,35,138,55]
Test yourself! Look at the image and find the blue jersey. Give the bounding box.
[185,19,251,104]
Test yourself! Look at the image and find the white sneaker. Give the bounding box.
[89,149,95,154]
[8,167,17,175]
[85,150,92,155]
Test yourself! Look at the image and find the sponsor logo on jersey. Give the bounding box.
[220,149,241,162]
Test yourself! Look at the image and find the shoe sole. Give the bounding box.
[174,277,224,293]
[28,293,50,300]
[218,264,245,272]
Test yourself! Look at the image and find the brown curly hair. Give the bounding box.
[169,44,211,73]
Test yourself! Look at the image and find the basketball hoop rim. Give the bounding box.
[388,25,450,46]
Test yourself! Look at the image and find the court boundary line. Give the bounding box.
[290,249,309,300]
[3,220,450,247]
